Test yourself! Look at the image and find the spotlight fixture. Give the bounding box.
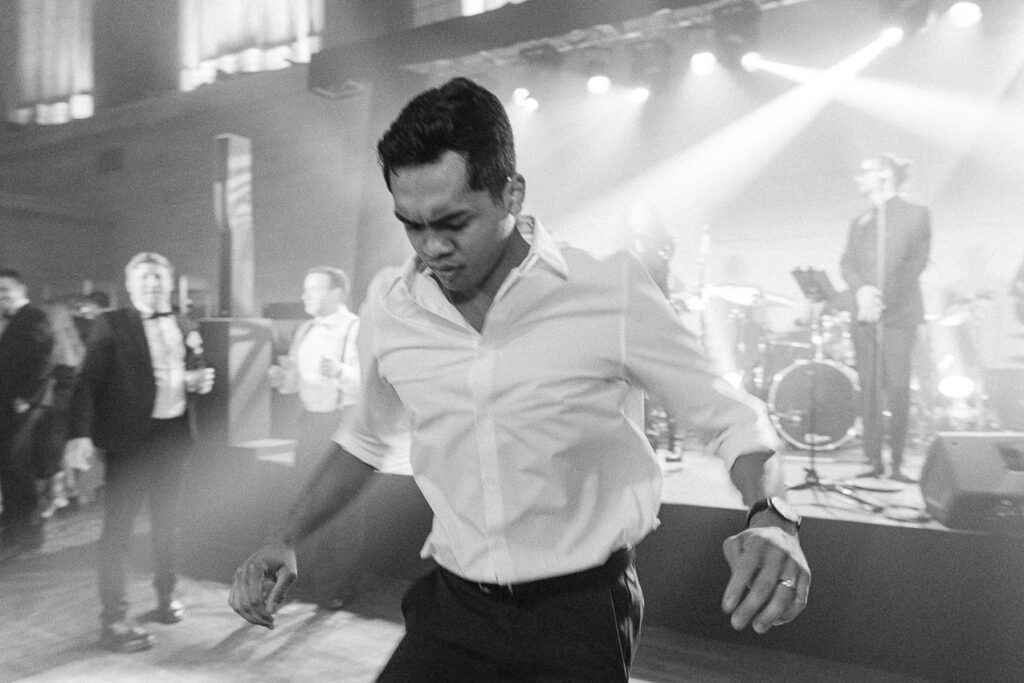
[691,51,718,76]
[713,0,761,70]
[628,87,651,104]
[513,42,564,105]
[629,38,673,94]
[689,27,718,76]
[946,1,982,27]
[880,0,934,37]
[581,47,613,95]
[511,87,539,110]
[518,42,564,71]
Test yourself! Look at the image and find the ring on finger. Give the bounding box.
[778,577,797,590]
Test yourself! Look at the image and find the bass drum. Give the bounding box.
[768,360,859,450]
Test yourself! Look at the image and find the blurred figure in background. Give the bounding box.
[66,252,214,653]
[266,266,361,608]
[267,266,360,480]
[38,300,88,519]
[0,268,54,557]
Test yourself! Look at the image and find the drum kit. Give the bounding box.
[704,279,861,452]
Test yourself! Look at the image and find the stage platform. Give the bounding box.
[644,440,1023,683]
[1,438,1020,682]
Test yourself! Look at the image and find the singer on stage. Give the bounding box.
[840,154,931,482]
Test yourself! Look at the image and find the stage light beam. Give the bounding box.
[555,37,897,245]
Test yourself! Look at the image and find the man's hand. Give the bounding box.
[267,364,285,388]
[856,285,883,323]
[228,542,297,629]
[63,437,95,470]
[185,367,215,394]
[721,526,810,634]
[319,355,342,380]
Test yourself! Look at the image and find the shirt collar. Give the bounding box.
[134,303,173,319]
[399,215,569,294]
[313,305,352,326]
[2,300,28,317]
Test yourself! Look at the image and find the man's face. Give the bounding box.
[126,263,173,312]
[854,158,893,197]
[390,150,518,296]
[302,272,342,317]
[0,277,28,314]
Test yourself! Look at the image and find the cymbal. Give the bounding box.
[706,284,796,307]
[937,310,971,327]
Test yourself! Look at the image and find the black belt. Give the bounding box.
[440,546,634,602]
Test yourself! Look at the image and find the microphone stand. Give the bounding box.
[869,197,887,473]
[785,273,883,510]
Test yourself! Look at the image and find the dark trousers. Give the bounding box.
[377,550,643,682]
[852,323,917,468]
[98,415,190,624]
[0,408,46,541]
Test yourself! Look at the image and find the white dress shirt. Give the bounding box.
[136,306,186,419]
[285,307,360,413]
[336,217,779,585]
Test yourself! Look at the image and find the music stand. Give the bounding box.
[791,267,836,305]
[784,269,883,511]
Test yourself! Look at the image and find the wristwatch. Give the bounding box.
[746,496,802,532]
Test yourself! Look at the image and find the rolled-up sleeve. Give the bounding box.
[620,254,778,471]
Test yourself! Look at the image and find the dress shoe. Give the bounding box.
[857,466,885,479]
[155,598,185,624]
[101,621,155,653]
[890,470,918,484]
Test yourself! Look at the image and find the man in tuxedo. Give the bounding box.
[841,154,931,483]
[67,252,214,653]
[0,268,54,554]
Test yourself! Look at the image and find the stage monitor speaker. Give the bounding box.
[920,432,1024,535]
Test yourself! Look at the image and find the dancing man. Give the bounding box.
[230,78,809,680]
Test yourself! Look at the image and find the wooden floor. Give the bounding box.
[0,446,935,683]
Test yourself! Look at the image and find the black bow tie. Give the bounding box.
[146,310,175,320]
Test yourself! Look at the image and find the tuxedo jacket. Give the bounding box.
[69,307,198,454]
[0,304,54,430]
[840,195,932,328]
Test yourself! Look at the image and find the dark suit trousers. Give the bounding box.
[99,415,190,624]
[852,323,917,468]
[0,408,46,537]
[376,553,643,682]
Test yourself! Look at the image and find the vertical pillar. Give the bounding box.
[214,133,255,317]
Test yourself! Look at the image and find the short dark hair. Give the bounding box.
[377,77,516,203]
[306,266,350,298]
[0,268,25,286]
[871,153,912,189]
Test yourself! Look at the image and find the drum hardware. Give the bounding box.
[705,283,796,308]
[780,268,883,509]
[769,360,858,451]
[933,292,994,327]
